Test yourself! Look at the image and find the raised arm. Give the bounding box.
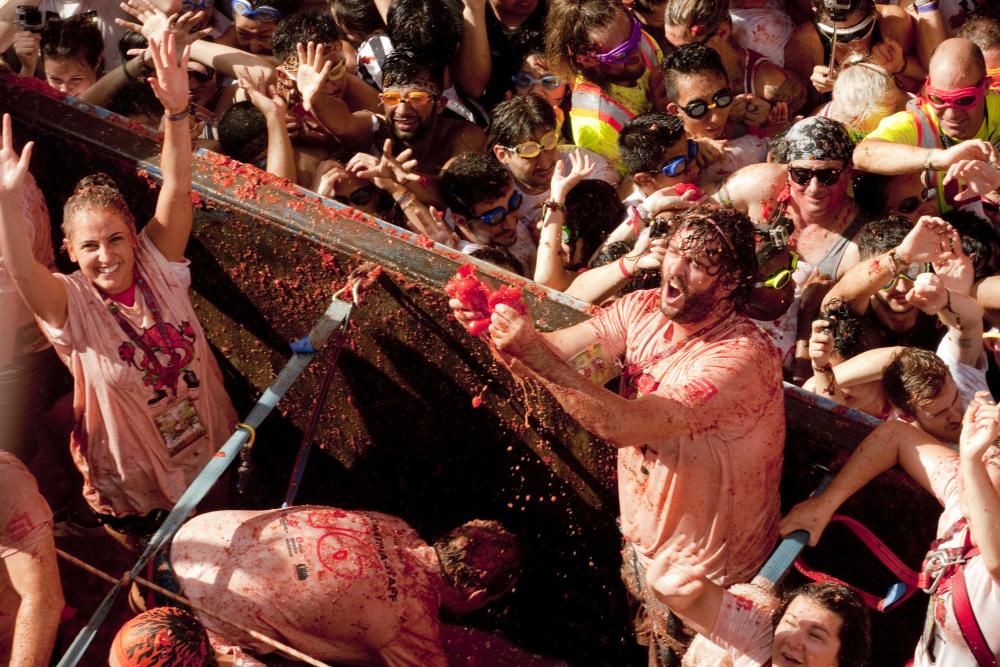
[822,216,956,314]
[534,151,595,291]
[854,136,998,176]
[239,73,296,181]
[452,0,491,99]
[5,533,63,666]
[296,42,374,150]
[908,273,983,368]
[0,114,68,328]
[958,397,1000,580]
[645,543,724,637]
[779,418,957,545]
[145,33,194,261]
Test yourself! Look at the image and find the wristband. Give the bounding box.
[165,108,190,122]
[923,149,934,172]
[541,200,565,217]
[916,2,938,12]
[812,364,834,374]
[618,256,633,279]
[395,191,415,208]
[887,247,901,273]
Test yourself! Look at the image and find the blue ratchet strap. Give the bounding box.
[755,471,833,587]
[56,296,355,667]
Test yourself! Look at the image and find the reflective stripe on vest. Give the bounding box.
[906,97,939,150]
[571,83,635,134]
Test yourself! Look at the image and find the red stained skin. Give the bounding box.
[445,265,528,335]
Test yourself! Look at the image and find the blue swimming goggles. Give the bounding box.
[652,139,698,177]
[231,0,282,22]
[470,191,523,226]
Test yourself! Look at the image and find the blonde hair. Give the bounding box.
[829,59,903,136]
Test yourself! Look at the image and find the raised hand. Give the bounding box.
[905,272,948,315]
[869,38,904,76]
[238,70,286,119]
[896,216,956,264]
[733,93,771,127]
[0,114,33,196]
[646,541,708,605]
[810,65,835,95]
[295,41,332,113]
[408,205,459,248]
[549,149,594,203]
[959,394,1000,464]
[808,318,835,372]
[628,229,668,272]
[943,159,1000,202]
[347,139,421,187]
[147,33,190,115]
[934,140,998,170]
[117,0,209,47]
[12,30,40,76]
[931,235,974,296]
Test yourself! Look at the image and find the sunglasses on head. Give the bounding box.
[757,252,799,289]
[924,79,986,110]
[680,88,734,119]
[502,128,560,159]
[231,0,282,21]
[789,166,844,186]
[652,140,698,177]
[379,89,438,108]
[181,0,214,10]
[592,14,642,65]
[470,191,523,226]
[335,184,377,208]
[512,72,562,91]
[882,262,931,291]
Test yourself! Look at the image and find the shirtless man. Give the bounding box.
[449,206,785,662]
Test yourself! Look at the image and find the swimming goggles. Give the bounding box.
[924,78,987,110]
[512,72,562,91]
[882,262,931,290]
[592,14,642,64]
[758,252,799,289]
[470,191,523,226]
[680,88,733,119]
[501,128,560,158]
[816,13,876,44]
[231,0,282,21]
[652,140,698,177]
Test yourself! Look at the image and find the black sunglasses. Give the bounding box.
[789,167,844,186]
[680,89,733,119]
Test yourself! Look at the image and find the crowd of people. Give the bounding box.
[2,0,1000,662]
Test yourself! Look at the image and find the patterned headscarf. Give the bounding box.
[781,117,855,164]
[111,607,215,666]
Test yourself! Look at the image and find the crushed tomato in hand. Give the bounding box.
[445,265,527,335]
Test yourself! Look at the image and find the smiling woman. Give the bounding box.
[0,34,236,550]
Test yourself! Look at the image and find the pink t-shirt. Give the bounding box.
[0,172,54,365]
[171,507,448,666]
[583,290,785,586]
[914,455,1000,666]
[0,452,55,663]
[38,232,236,516]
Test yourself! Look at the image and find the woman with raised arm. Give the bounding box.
[0,32,236,548]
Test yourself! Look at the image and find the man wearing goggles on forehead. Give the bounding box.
[663,0,807,125]
[785,0,920,105]
[855,38,1000,217]
[488,95,619,231]
[213,0,293,55]
[546,0,665,167]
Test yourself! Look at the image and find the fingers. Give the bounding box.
[296,41,307,66]
[2,113,12,153]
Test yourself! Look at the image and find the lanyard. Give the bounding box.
[105,272,181,396]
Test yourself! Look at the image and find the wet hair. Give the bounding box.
[589,239,631,269]
[943,209,1000,282]
[217,101,269,164]
[856,215,910,259]
[664,205,758,310]
[382,47,444,92]
[387,0,460,73]
[106,79,165,123]
[110,607,217,667]
[663,0,731,36]
[433,519,521,601]
[662,43,728,104]
[63,173,138,241]
[618,112,686,176]
[488,95,558,149]
[468,247,525,275]
[118,30,148,59]
[821,298,868,359]
[883,347,950,414]
[544,0,624,79]
[271,11,343,64]
[41,14,104,70]
[957,17,1000,51]
[811,0,874,24]
[773,583,870,667]
[441,153,512,218]
[565,180,626,263]
[330,0,386,45]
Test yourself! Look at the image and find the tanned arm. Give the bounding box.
[6,537,63,666]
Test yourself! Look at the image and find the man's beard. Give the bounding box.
[660,279,726,324]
